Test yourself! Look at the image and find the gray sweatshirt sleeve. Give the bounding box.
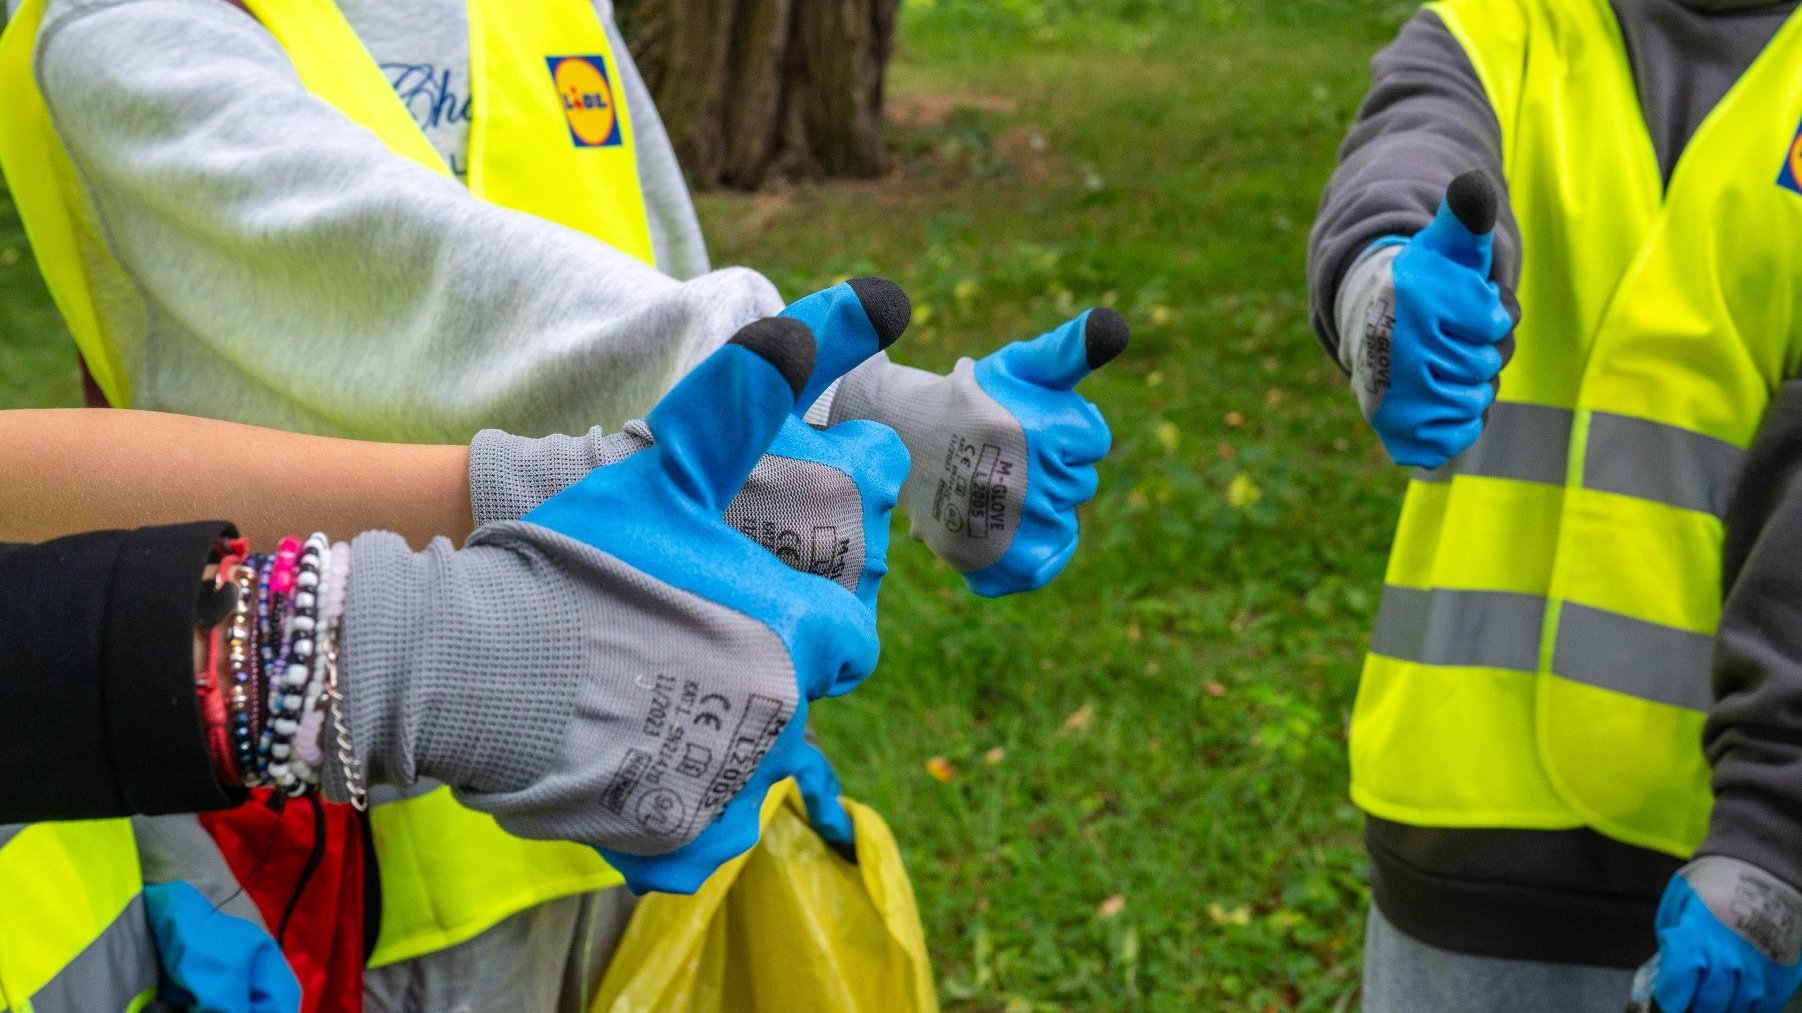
[1307,9,1522,362]
[1699,380,1802,891]
[33,0,781,441]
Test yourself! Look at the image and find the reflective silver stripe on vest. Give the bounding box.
[1371,586,1713,711]
[1413,402,1573,486]
[10,894,157,1013]
[1550,602,1714,712]
[0,824,25,849]
[1413,403,1745,517]
[1584,411,1747,518]
[1370,585,1545,672]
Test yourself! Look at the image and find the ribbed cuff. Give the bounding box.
[468,426,653,525]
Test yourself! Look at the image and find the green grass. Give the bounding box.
[0,5,1410,1008]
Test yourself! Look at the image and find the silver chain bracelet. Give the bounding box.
[320,620,368,811]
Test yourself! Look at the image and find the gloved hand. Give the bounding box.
[1333,170,1519,469]
[327,318,907,894]
[142,881,301,1013]
[1651,856,1802,1013]
[792,738,855,855]
[817,307,1129,597]
[469,277,912,610]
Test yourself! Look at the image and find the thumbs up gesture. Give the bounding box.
[470,278,914,619]
[1336,170,1520,469]
[809,304,1130,598]
[328,319,904,895]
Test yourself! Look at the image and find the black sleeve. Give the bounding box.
[0,520,245,823]
[1700,380,1802,889]
[1306,9,1523,364]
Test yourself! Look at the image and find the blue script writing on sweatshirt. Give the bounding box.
[382,62,473,177]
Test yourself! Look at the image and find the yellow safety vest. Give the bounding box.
[1351,0,1802,858]
[0,0,653,964]
[0,822,158,1013]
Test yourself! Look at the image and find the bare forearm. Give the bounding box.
[0,409,473,546]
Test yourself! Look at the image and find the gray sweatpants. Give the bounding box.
[363,887,637,1013]
[1364,904,1802,1013]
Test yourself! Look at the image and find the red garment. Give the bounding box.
[200,791,369,1013]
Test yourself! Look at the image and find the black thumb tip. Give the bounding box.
[728,317,816,399]
[1084,307,1130,370]
[1446,170,1498,236]
[846,277,912,349]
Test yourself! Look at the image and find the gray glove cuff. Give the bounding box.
[1334,243,1399,420]
[327,528,586,801]
[1682,855,1802,964]
[469,425,651,525]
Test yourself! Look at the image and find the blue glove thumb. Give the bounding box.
[987,305,1130,394]
[143,882,301,1013]
[639,319,814,517]
[791,739,855,851]
[781,277,913,415]
[1412,169,1498,275]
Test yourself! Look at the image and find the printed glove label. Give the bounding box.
[604,675,792,843]
[932,433,1016,540]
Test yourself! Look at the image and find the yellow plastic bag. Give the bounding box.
[592,779,938,1013]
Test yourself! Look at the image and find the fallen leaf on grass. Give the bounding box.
[1226,472,1263,508]
[925,756,957,783]
[1098,894,1127,919]
[1155,419,1180,453]
[1062,702,1096,733]
[984,746,1006,766]
[1205,681,1228,698]
[1208,902,1253,926]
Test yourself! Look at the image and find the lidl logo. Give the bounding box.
[547,55,622,148]
[1779,114,1802,196]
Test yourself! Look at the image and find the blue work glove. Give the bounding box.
[142,882,300,1013]
[792,738,855,852]
[1333,170,1519,468]
[818,306,1129,597]
[523,319,904,894]
[1649,857,1802,1013]
[467,278,913,615]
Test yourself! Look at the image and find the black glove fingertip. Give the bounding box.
[730,317,817,398]
[1447,170,1499,236]
[847,277,912,349]
[1084,307,1130,370]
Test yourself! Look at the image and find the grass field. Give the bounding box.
[0,4,1412,1009]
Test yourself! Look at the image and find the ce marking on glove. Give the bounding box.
[933,434,1011,538]
[735,518,850,583]
[692,693,733,732]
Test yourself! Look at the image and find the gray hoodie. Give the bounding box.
[19,0,784,441]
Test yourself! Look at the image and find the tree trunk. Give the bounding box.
[614,0,899,190]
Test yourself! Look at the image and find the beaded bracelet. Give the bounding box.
[292,538,336,782]
[225,560,263,786]
[198,534,351,797]
[266,535,326,794]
